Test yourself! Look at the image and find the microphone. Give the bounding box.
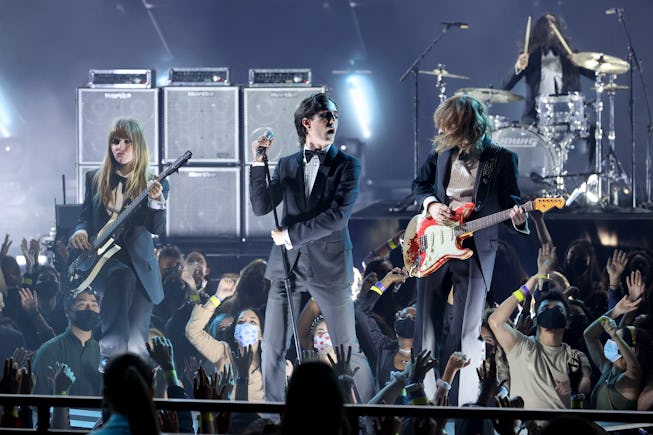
[256,129,275,156]
[605,8,622,15]
[441,21,470,29]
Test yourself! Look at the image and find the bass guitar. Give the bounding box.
[66,150,192,295]
[402,197,565,278]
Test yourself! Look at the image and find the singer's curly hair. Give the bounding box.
[294,93,338,146]
[432,95,490,153]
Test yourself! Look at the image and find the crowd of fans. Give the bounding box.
[0,211,652,434]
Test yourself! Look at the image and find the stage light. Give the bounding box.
[346,74,372,140]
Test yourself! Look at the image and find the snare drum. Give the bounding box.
[536,92,587,135]
[492,126,558,196]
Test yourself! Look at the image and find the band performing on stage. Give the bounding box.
[1,8,653,435]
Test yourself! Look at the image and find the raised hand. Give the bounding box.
[0,358,22,395]
[21,238,34,273]
[216,363,233,399]
[193,365,216,400]
[606,249,628,286]
[146,336,175,371]
[19,287,39,315]
[158,410,179,434]
[612,295,641,317]
[11,348,33,371]
[18,358,34,395]
[215,276,237,301]
[327,344,360,386]
[537,242,557,275]
[232,345,253,381]
[493,395,524,435]
[626,269,645,302]
[1,233,11,257]
[48,362,76,395]
[183,356,200,387]
[476,357,499,405]
[408,349,438,385]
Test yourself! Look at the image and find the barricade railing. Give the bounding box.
[1,394,652,433]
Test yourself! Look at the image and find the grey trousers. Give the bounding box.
[262,250,375,403]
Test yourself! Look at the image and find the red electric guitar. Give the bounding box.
[402,198,565,278]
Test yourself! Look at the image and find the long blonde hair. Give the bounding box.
[432,95,490,154]
[94,118,151,207]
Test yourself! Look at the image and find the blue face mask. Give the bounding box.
[234,323,260,347]
[603,339,622,363]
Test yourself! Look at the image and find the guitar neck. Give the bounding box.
[456,201,533,234]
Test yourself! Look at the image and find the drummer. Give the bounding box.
[502,13,595,126]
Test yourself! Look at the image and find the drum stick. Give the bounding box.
[524,16,531,54]
[549,21,573,56]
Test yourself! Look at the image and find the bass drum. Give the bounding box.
[492,126,558,196]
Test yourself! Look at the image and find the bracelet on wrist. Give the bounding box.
[209,295,222,308]
[512,289,525,303]
[370,281,386,295]
[520,284,531,297]
[387,239,398,250]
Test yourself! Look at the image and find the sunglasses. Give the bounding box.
[110,138,132,145]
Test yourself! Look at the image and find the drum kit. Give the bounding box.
[418,50,632,206]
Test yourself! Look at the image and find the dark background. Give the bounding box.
[1,0,652,268]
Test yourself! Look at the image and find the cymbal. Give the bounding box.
[418,68,470,80]
[572,52,629,74]
[455,88,524,103]
[603,83,629,92]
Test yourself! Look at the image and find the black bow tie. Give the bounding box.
[305,149,326,164]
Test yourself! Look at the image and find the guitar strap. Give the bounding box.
[474,143,501,211]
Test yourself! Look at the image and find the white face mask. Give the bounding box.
[234,323,260,347]
[603,339,622,363]
[313,332,333,355]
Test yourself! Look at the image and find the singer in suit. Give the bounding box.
[502,13,595,125]
[69,118,168,370]
[249,93,374,403]
[411,95,529,406]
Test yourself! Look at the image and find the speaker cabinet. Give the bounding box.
[243,86,325,163]
[243,164,284,238]
[77,88,159,164]
[77,164,159,203]
[166,167,240,238]
[163,87,239,163]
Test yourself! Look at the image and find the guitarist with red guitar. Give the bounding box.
[69,118,169,373]
[410,95,532,407]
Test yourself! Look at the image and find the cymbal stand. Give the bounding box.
[592,71,606,205]
[603,74,631,205]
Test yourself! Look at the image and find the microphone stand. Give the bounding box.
[614,9,653,208]
[393,23,456,212]
[259,148,303,364]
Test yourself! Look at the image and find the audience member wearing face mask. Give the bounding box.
[32,289,102,396]
[184,281,263,402]
[584,292,653,410]
[490,275,592,410]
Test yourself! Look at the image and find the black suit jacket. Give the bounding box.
[250,145,360,288]
[74,169,168,304]
[411,139,523,289]
[502,47,595,123]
